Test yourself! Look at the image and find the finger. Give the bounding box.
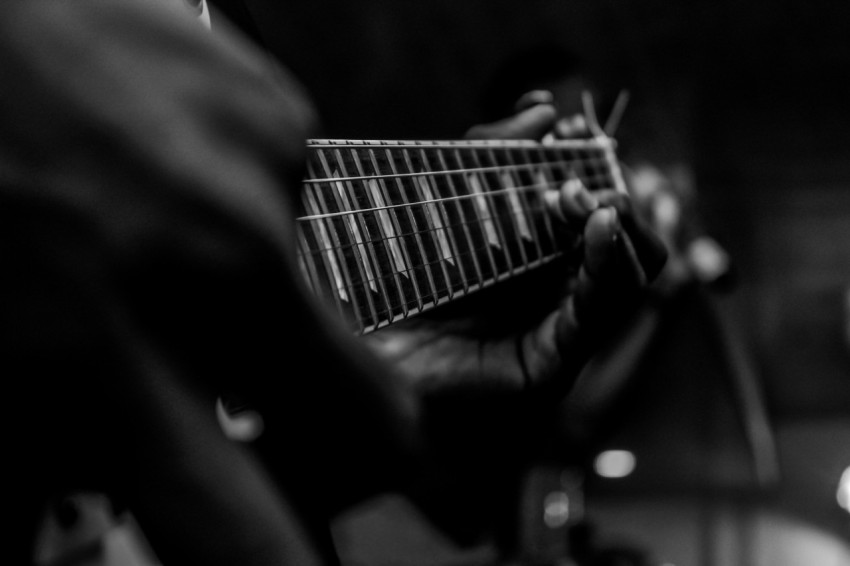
[572,207,648,331]
[583,207,627,280]
[464,103,557,141]
[514,89,554,112]
[590,190,668,280]
[543,176,600,224]
[554,114,589,139]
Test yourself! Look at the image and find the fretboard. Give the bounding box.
[296,137,625,335]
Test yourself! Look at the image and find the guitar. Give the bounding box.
[295,135,627,335]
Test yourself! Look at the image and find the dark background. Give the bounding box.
[245,0,850,418]
[233,0,850,560]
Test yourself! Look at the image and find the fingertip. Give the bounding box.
[581,207,616,279]
[543,189,567,223]
[511,103,558,140]
[586,206,619,242]
[514,89,554,112]
[562,177,599,215]
[520,101,558,123]
[555,114,589,138]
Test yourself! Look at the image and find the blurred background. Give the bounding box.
[37,1,850,565]
[236,1,850,565]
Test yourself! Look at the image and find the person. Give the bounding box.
[1,1,666,565]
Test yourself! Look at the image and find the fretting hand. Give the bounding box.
[363,96,667,404]
[353,97,667,541]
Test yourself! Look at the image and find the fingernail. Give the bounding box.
[514,90,554,112]
[576,186,599,214]
[556,115,588,138]
[564,176,598,214]
[594,206,619,240]
[543,189,566,222]
[555,117,574,137]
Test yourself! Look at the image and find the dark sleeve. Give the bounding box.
[0,0,423,563]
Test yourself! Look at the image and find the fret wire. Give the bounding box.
[384,146,432,311]
[522,144,560,251]
[546,146,577,182]
[293,178,321,299]
[544,146,612,264]
[298,186,559,286]
[303,159,604,184]
[298,208,563,334]
[488,146,530,270]
[552,146,586,186]
[358,149,411,320]
[335,253,563,329]
[419,147,470,295]
[468,146,517,277]
[367,147,420,318]
[301,205,550,258]
[381,145,430,312]
[298,138,621,335]
[335,147,397,324]
[431,147,486,286]
[314,149,378,329]
[304,266,560,328]
[307,139,610,152]
[302,182,365,329]
[451,147,501,281]
[401,146,456,301]
[303,158,349,304]
[501,146,546,263]
[395,146,444,306]
[327,191,581,329]
[304,232,553,273]
[308,249,561,309]
[301,244,481,285]
[296,179,592,221]
[295,228,367,332]
[327,149,381,298]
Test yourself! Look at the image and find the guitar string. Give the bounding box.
[306,139,611,150]
[352,264,559,328]
[317,261,563,330]
[297,171,607,315]
[321,254,565,332]
[303,236,562,298]
[298,203,551,256]
[303,152,610,184]
[299,211,553,282]
[298,203,570,325]
[302,159,605,185]
[295,173,614,222]
[299,146,613,329]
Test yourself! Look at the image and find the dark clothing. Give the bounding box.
[2,2,420,564]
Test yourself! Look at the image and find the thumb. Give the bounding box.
[465,103,558,140]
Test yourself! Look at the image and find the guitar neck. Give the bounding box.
[296,136,625,335]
